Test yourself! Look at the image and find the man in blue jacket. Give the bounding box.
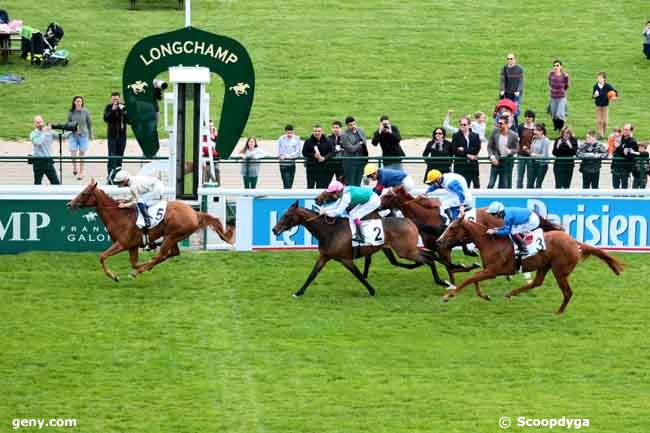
[485,201,540,257]
[363,163,415,195]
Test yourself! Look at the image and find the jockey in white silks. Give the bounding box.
[113,169,165,249]
[423,169,472,223]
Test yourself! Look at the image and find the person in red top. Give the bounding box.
[548,60,570,132]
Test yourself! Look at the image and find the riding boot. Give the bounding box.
[512,233,527,257]
[353,219,365,244]
[137,202,152,227]
[137,202,156,250]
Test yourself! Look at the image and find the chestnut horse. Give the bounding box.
[380,186,487,284]
[437,215,624,313]
[272,201,437,297]
[67,180,234,281]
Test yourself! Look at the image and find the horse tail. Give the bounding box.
[536,214,564,232]
[578,242,624,275]
[197,212,235,245]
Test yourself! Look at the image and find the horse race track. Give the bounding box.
[1,250,648,432]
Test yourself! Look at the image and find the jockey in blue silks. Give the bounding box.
[423,169,472,223]
[485,201,541,257]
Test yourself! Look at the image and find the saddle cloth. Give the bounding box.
[136,201,167,229]
[516,228,546,259]
[349,218,385,247]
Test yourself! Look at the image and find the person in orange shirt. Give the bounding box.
[607,127,622,156]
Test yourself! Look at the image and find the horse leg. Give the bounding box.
[128,247,142,269]
[553,272,573,314]
[473,281,490,301]
[505,266,550,299]
[362,255,371,279]
[339,258,376,296]
[442,268,497,302]
[437,248,480,276]
[382,248,422,270]
[168,243,180,258]
[99,242,127,282]
[130,236,181,277]
[294,255,329,297]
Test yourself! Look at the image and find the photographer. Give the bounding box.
[371,115,405,170]
[103,91,128,181]
[29,115,60,185]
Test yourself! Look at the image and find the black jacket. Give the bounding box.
[612,135,638,172]
[422,139,453,173]
[552,137,578,167]
[103,104,128,139]
[371,124,405,162]
[302,134,330,166]
[451,130,481,167]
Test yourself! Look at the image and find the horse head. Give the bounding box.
[315,190,337,206]
[67,180,99,210]
[436,215,469,249]
[272,200,303,235]
[380,188,401,209]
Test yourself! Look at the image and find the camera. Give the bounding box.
[51,121,78,132]
[382,122,390,129]
[153,79,168,90]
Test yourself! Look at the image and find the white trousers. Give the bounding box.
[349,193,381,221]
[511,212,540,234]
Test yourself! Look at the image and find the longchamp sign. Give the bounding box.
[122,26,255,157]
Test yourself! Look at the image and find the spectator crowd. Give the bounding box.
[30,46,649,190]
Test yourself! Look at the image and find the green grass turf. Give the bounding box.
[0,1,648,142]
[1,250,648,432]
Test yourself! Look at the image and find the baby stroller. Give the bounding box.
[21,22,69,67]
[493,97,518,126]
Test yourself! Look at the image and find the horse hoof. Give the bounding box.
[504,294,512,300]
[292,293,302,298]
[441,295,450,303]
[113,275,120,282]
[129,272,137,279]
[483,295,491,302]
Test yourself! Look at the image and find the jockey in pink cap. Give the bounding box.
[319,180,380,243]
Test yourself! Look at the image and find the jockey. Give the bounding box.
[114,169,165,234]
[363,163,415,195]
[319,180,380,243]
[485,201,540,257]
[423,169,472,223]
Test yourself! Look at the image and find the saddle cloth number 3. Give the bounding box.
[520,228,546,258]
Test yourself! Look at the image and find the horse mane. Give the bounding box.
[94,186,119,205]
[412,196,441,210]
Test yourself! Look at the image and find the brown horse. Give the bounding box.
[67,180,234,281]
[314,188,457,287]
[436,215,624,313]
[272,201,437,297]
[380,186,486,284]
